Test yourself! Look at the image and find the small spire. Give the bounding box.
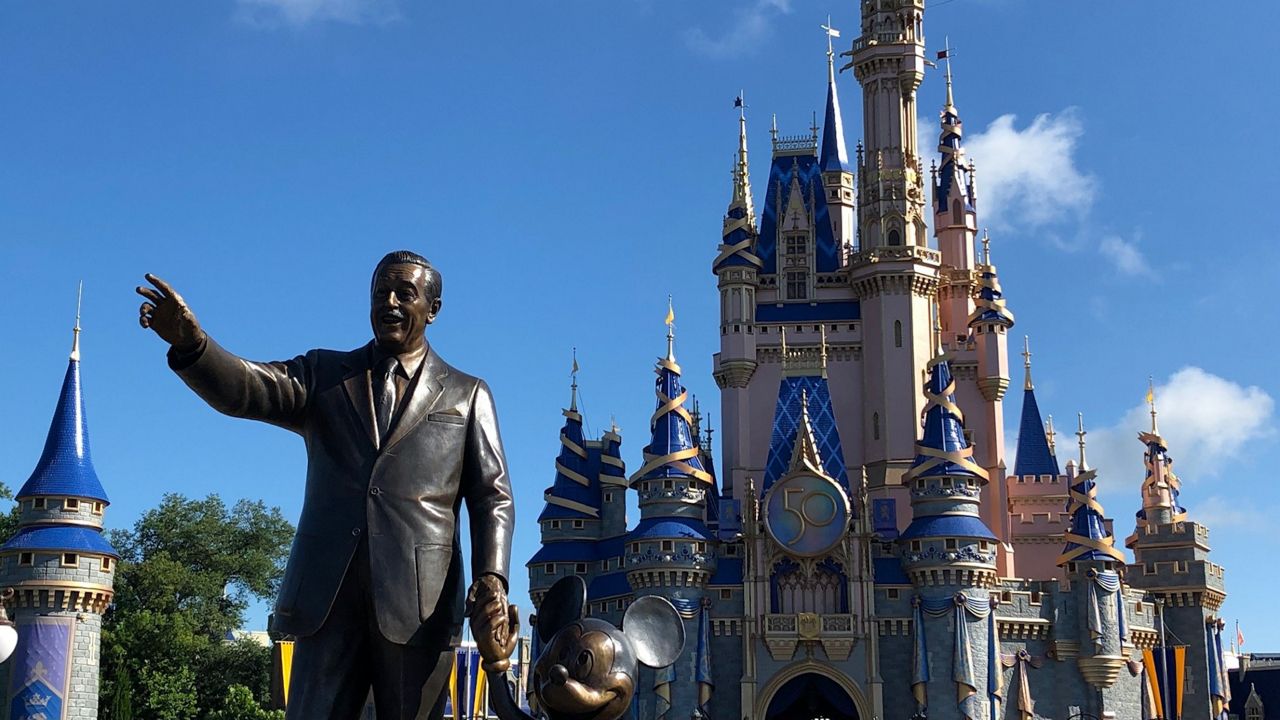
[1147,375,1159,434]
[780,324,789,369]
[820,324,829,377]
[70,281,83,362]
[1022,335,1033,391]
[931,297,943,356]
[1046,415,1057,454]
[610,414,619,435]
[665,295,676,361]
[942,36,955,110]
[1076,412,1088,470]
[770,113,778,143]
[981,229,991,266]
[732,93,755,220]
[788,389,823,472]
[569,347,579,411]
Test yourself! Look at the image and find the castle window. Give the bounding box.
[661,540,674,552]
[575,563,587,574]
[33,498,46,511]
[101,557,112,572]
[725,545,738,556]
[785,236,806,258]
[663,480,674,490]
[572,520,584,529]
[1001,591,1012,603]
[910,541,922,552]
[887,229,901,246]
[18,552,32,566]
[615,599,624,610]
[544,563,555,574]
[550,520,561,530]
[786,272,808,300]
[720,589,732,600]
[945,539,957,550]
[980,541,990,551]
[1030,591,1042,605]
[887,589,900,599]
[61,553,78,568]
[951,199,964,226]
[92,501,104,515]
[894,320,902,348]
[631,543,640,554]
[64,498,80,512]
[604,492,614,503]
[873,413,881,441]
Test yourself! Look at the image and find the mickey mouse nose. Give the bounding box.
[549,664,569,686]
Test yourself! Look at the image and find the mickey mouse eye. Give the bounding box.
[575,650,593,679]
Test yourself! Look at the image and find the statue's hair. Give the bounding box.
[373,250,442,300]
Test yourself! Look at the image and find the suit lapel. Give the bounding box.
[383,346,448,452]
[340,343,379,451]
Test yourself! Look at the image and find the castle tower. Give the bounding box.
[820,23,855,257]
[1125,388,1227,720]
[625,316,716,719]
[1056,415,1130,698]
[899,339,1001,720]
[0,311,116,720]
[932,54,978,340]
[966,235,1015,574]
[1007,337,1071,579]
[713,103,762,504]
[528,371,603,607]
[844,0,940,499]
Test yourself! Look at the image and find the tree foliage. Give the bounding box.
[101,493,294,719]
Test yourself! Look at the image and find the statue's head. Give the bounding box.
[369,250,442,354]
[532,577,684,720]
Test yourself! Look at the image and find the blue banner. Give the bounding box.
[8,616,74,720]
[873,498,899,538]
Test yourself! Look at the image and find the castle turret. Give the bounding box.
[820,22,855,258]
[1057,415,1131,702]
[1125,385,1227,720]
[1,310,117,719]
[626,311,715,719]
[1007,337,1071,579]
[933,55,979,340]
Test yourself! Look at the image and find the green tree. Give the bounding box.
[208,685,285,720]
[102,493,294,719]
[0,481,22,543]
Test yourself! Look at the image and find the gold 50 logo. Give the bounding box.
[764,473,851,557]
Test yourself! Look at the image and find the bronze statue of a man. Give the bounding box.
[137,252,515,720]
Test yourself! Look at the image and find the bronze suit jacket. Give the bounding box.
[170,337,515,645]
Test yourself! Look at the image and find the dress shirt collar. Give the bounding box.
[371,341,428,381]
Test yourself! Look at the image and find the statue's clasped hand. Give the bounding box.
[466,574,518,673]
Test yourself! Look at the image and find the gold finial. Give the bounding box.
[931,297,943,356]
[1076,412,1088,470]
[1045,414,1057,454]
[780,324,789,368]
[570,347,579,411]
[1147,376,1159,434]
[1022,335,1033,391]
[770,113,778,143]
[819,324,829,377]
[664,295,676,361]
[981,229,991,266]
[70,281,83,362]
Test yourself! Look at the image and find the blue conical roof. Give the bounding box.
[629,353,711,485]
[539,405,601,520]
[1058,465,1125,565]
[906,357,986,480]
[819,59,850,173]
[1013,388,1060,477]
[968,260,1015,327]
[934,101,973,217]
[18,358,109,503]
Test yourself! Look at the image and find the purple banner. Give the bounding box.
[8,615,74,720]
[873,498,899,539]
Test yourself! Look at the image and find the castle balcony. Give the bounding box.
[762,612,859,662]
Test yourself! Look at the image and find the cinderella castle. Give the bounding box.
[530,1,1233,719]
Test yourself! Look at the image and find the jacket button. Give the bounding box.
[352,527,362,537]
[369,487,381,496]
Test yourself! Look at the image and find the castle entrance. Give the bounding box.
[763,672,859,720]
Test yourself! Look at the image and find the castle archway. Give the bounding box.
[756,663,865,720]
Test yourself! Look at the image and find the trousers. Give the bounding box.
[285,538,455,720]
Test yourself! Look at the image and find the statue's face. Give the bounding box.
[370,263,439,353]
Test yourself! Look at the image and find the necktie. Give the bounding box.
[374,356,399,443]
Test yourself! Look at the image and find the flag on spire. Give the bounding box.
[664,297,675,327]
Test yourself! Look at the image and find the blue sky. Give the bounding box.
[1,0,1277,649]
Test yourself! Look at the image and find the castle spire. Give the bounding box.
[731,93,755,224]
[788,389,824,473]
[629,316,713,486]
[1012,336,1060,478]
[1127,379,1188,544]
[1076,412,1089,470]
[968,232,1015,328]
[1147,375,1159,435]
[665,295,676,362]
[1058,413,1125,565]
[819,18,850,174]
[1022,335,1033,391]
[538,360,600,520]
[570,347,579,412]
[71,281,83,362]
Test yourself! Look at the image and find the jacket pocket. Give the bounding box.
[415,543,453,622]
[427,412,466,425]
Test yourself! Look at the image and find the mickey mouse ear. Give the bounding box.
[622,595,685,669]
[537,576,587,644]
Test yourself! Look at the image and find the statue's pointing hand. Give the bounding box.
[137,274,205,351]
[467,576,518,673]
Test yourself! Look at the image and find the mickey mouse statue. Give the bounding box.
[467,575,685,720]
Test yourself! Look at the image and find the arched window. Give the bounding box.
[873,412,881,441]
[887,228,901,246]
[894,320,903,348]
[951,198,964,226]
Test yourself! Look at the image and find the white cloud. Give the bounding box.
[684,0,791,59]
[964,110,1096,231]
[234,0,398,27]
[1099,234,1149,276]
[1082,367,1274,497]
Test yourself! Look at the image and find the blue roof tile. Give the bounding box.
[900,514,997,541]
[1013,388,1060,477]
[2,526,117,557]
[18,360,109,503]
[763,375,848,491]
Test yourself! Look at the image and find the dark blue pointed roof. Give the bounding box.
[762,375,848,492]
[819,60,850,174]
[539,406,601,521]
[1058,466,1125,565]
[757,152,841,275]
[968,263,1015,327]
[906,358,985,480]
[2,526,117,557]
[18,359,109,503]
[630,355,711,485]
[1013,387,1060,477]
[934,101,974,218]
